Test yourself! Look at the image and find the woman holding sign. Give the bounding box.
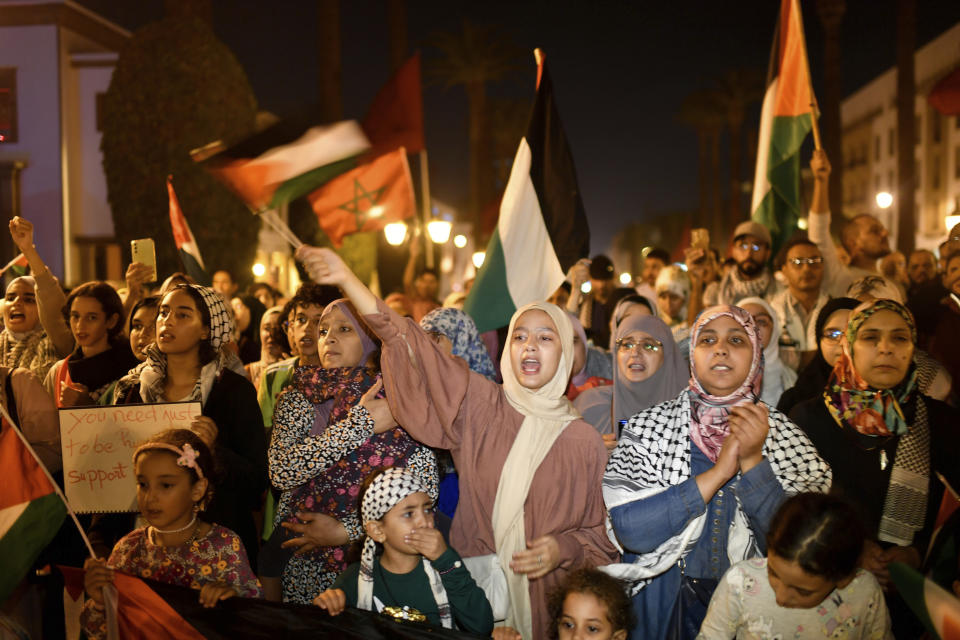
[111,284,267,564]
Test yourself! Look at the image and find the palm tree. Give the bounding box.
[816,0,846,221]
[895,0,916,253]
[678,89,725,229]
[426,21,522,240]
[715,69,764,223]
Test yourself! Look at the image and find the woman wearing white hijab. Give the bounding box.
[296,246,618,640]
[738,297,797,407]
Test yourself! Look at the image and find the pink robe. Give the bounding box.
[365,300,618,637]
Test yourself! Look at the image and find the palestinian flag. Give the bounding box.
[195,119,370,212]
[0,410,67,602]
[60,568,487,639]
[890,563,960,640]
[464,51,590,333]
[0,253,28,277]
[307,148,416,247]
[362,52,425,154]
[167,176,210,287]
[750,0,817,256]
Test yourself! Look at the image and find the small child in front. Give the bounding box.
[313,467,493,635]
[548,567,635,640]
[697,492,893,639]
[81,429,261,638]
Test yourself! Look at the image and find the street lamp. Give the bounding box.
[384,222,408,246]
[472,251,485,268]
[252,263,266,277]
[453,234,467,248]
[946,215,960,233]
[876,192,893,209]
[619,272,632,285]
[427,219,452,244]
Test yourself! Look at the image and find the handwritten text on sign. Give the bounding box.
[59,402,201,513]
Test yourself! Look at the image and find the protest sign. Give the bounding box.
[59,402,202,513]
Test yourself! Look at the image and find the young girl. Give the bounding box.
[43,282,140,407]
[697,492,893,639]
[547,568,635,640]
[313,467,493,635]
[296,246,617,639]
[81,430,261,639]
[128,296,160,362]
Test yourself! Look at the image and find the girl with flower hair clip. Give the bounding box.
[81,429,261,639]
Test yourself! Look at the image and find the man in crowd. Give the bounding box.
[808,150,895,297]
[635,247,670,302]
[212,269,240,298]
[577,254,616,346]
[402,234,441,322]
[703,220,782,306]
[769,236,829,371]
[907,249,939,292]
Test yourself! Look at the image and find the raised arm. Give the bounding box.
[806,151,846,297]
[8,217,74,357]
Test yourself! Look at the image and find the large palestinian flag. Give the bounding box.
[60,568,488,639]
[750,0,817,256]
[463,52,590,333]
[167,176,210,287]
[195,119,370,213]
[0,409,66,602]
[890,563,960,640]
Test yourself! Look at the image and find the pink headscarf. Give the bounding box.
[687,305,764,462]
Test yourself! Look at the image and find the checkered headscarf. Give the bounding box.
[357,468,452,628]
[182,285,234,350]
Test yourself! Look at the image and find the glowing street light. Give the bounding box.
[368,205,385,218]
[875,192,893,209]
[453,234,467,248]
[427,219,452,244]
[580,281,592,294]
[252,263,266,277]
[384,222,408,246]
[619,272,633,286]
[946,215,960,233]
[472,251,485,268]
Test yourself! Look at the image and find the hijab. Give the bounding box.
[575,314,686,436]
[777,297,860,415]
[688,305,764,462]
[419,307,496,380]
[608,294,658,351]
[493,302,579,638]
[824,299,918,437]
[567,312,590,387]
[320,299,379,366]
[737,297,797,407]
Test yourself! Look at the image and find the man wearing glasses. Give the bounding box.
[769,237,829,371]
[703,220,783,306]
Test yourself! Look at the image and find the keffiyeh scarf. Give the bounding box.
[358,468,452,628]
[601,392,831,593]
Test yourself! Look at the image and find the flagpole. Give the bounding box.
[0,253,25,276]
[0,404,96,558]
[419,149,434,269]
[792,0,822,150]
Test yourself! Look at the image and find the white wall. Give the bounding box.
[0,25,64,276]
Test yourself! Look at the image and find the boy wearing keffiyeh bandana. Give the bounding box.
[313,468,493,635]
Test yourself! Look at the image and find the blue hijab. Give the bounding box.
[420,307,496,380]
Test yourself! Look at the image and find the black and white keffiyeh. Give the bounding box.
[601,391,831,592]
[358,467,452,628]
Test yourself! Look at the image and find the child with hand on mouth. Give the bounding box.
[80,429,261,639]
[313,467,493,635]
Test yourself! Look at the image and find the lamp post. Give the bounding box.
[384,222,408,246]
[875,192,893,209]
[427,219,452,244]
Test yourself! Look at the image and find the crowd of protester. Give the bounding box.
[2,149,960,640]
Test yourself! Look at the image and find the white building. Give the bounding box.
[0,0,129,283]
[840,21,960,252]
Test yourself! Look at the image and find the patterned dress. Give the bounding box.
[79,524,261,639]
[269,366,438,603]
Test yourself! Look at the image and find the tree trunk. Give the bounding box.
[317,0,342,122]
[387,0,407,72]
[896,0,916,254]
[816,0,845,221]
[466,80,486,243]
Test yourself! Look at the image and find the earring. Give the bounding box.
[193,503,200,514]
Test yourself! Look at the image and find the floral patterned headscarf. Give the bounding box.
[419,307,496,380]
[824,299,917,436]
[687,305,764,462]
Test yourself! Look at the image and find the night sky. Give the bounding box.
[79,0,960,255]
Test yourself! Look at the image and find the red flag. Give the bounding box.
[362,53,425,154]
[167,176,210,286]
[307,148,416,247]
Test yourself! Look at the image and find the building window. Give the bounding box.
[932,155,940,190]
[932,112,942,143]
[875,174,881,192]
[888,169,894,189]
[888,128,895,155]
[0,68,16,144]
[915,115,921,145]
[875,136,881,161]
[955,146,960,179]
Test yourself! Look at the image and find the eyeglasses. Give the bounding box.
[821,328,844,342]
[788,256,823,266]
[736,242,766,253]
[616,338,662,353]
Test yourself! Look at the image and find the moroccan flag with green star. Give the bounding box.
[464,51,590,333]
[750,0,817,256]
[306,147,416,247]
[0,407,67,602]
